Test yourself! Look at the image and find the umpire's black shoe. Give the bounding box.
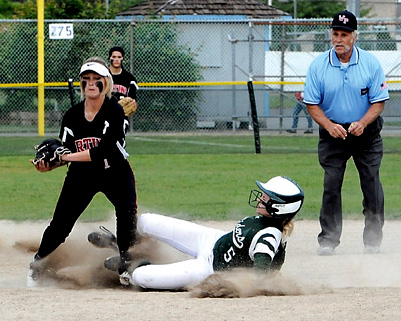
[88,226,118,251]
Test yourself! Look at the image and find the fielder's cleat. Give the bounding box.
[88,226,118,251]
[104,253,137,273]
[317,246,335,256]
[26,256,43,288]
[104,255,121,272]
[364,246,380,254]
[27,267,40,288]
[119,271,133,286]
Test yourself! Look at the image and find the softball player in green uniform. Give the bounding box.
[119,176,304,290]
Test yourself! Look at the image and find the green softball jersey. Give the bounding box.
[212,215,286,272]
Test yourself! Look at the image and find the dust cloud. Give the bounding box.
[2,218,401,297]
[1,218,315,297]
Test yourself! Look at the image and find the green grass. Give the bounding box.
[1,134,401,156]
[0,135,400,222]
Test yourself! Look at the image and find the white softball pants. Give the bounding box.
[132,213,226,290]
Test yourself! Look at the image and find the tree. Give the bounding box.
[132,22,204,131]
[0,0,18,18]
[269,0,371,19]
[0,18,203,131]
[270,0,345,18]
[0,0,142,19]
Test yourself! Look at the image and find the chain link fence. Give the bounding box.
[1,18,401,134]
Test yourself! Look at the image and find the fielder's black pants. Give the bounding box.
[317,117,384,248]
[37,160,137,259]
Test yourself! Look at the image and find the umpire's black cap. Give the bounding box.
[331,10,357,31]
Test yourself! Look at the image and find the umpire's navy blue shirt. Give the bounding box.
[303,46,389,124]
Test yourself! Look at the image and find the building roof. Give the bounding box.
[117,0,289,19]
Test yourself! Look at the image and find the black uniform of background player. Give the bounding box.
[111,68,138,101]
[108,46,138,101]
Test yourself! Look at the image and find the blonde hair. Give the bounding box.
[282,219,294,243]
[79,56,113,99]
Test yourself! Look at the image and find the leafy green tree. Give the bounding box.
[270,0,345,18]
[269,0,371,19]
[267,1,375,53]
[0,19,203,131]
[132,22,204,131]
[0,0,18,18]
[0,0,142,19]
[0,21,38,119]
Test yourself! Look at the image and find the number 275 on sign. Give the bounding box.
[49,24,74,39]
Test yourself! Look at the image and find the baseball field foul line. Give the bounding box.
[133,137,309,151]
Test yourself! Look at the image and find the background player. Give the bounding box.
[108,46,138,112]
[287,92,313,134]
[117,176,304,290]
[28,57,138,287]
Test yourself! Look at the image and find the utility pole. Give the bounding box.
[347,0,360,17]
[105,0,109,17]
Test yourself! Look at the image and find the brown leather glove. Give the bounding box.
[118,97,138,117]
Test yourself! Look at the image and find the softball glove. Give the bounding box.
[33,138,71,167]
[118,97,138,117]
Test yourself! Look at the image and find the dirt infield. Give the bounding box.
[1,218,401,321]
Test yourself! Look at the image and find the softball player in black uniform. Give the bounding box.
[119,176,304,290]
[108,46,138,109]
[28,57,137,287]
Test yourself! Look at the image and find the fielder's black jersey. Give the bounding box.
[111,68,138,100]
[213,215,286,272]
[59,97,130,172]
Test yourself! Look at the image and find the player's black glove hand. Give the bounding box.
[33,138,71,167]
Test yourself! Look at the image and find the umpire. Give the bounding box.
[303,10,389,256]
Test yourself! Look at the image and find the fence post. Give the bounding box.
[247,80,261,154]
[229,31,237,133]
[37,0,45,136]
[129,21,136,133]
[279,24,286,132]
